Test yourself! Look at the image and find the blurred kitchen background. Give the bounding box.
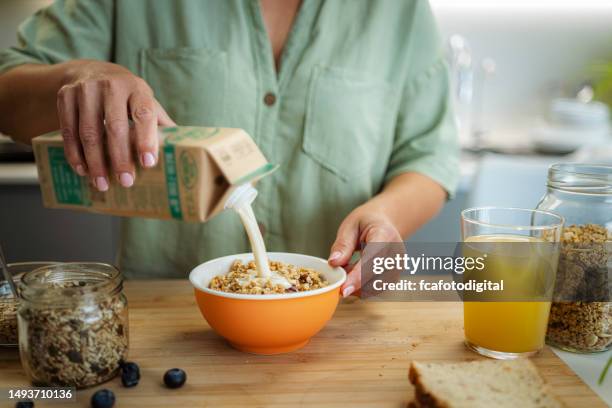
[1,0,611,262]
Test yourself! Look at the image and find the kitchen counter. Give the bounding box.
[0,280,606,407]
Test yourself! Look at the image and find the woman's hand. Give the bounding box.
[57,60,175,191]
[327,173,447,298]
[328,203,404,297]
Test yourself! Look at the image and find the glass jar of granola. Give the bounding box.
[17,263,128,388]
[1,262,58,347]
[537,163,612,353]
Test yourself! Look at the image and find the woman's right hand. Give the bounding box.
[57,60,175,191]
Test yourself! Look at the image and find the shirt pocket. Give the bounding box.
[303,65,395,181]
[139,47,227,126]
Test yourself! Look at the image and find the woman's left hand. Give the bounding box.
[328,203,403,297]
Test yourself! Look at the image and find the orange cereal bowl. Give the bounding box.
[189,252,347,355]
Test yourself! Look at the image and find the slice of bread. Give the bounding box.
[408,359,564,408]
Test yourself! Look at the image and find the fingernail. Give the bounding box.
[328,251,342,262]
[95,176,109,192]
[75,164,86,176]
[342,285,355,298]
[141,152,156,168]
[119,172,134,188]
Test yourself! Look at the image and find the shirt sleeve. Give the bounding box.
[384,0,460,198]
[0,0,114,74]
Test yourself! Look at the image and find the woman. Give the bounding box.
[0,0,459,297]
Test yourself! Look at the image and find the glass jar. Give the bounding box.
[18,263,128,388]
[0,262,58,347]
[536,163,612,353]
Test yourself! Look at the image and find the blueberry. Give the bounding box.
[122,371,139,387]
[120,361,140,378]
[91,389,115,408]
[121,361,140,387]
[122,370,139,387]
[163,368,187,389]
[15,401,34,408]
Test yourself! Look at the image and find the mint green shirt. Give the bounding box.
[0,0,459,278]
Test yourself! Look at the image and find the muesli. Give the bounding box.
[19,281,128,388]
[0,285,18,345]
[209,260,328,294]
[547,224,612,352]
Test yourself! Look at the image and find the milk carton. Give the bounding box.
[32,126,276,222]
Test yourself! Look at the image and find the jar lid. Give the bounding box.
[548,163,612,194]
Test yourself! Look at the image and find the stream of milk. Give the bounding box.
[227,185,291,289]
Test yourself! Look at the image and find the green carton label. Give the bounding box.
[163,144,182,219]
[163,126,219,145]
[48,147,90,206]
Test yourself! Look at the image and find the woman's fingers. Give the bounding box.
[342,261,362,298]
[328,215,360,266]
[129,86,158,169]
[329,214,360,297]
[77,81,108,191]
[57,85,86,176]
[55,63,169,190]
[104,83,134,188]
[155,100,176,127]
[340,226,393,298]
[335,214,405,297]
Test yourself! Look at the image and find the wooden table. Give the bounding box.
[0,280,606,407]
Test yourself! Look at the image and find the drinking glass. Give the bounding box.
[461,207,564,359]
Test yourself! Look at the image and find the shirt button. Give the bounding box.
[263,92,276,106]
[258,222,266,236]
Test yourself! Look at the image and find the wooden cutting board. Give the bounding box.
[0,280,606,407]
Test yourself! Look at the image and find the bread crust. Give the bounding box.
[407,360,564,408]
[409,363,449,408]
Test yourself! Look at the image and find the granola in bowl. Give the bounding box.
[209,260,328,294]
[191,252,346,354]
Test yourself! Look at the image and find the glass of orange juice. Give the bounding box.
[461,207,564,359]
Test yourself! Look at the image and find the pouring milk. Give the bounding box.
[224,184,292,289]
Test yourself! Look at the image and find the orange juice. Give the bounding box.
[462,235,558,354]
[464,301,551,353]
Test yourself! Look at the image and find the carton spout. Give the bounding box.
[224,183,258,211]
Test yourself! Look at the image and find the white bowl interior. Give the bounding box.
[189,252,346,300]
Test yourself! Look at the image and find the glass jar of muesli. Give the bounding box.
[17,263,128,388]
[537,163,612,353]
